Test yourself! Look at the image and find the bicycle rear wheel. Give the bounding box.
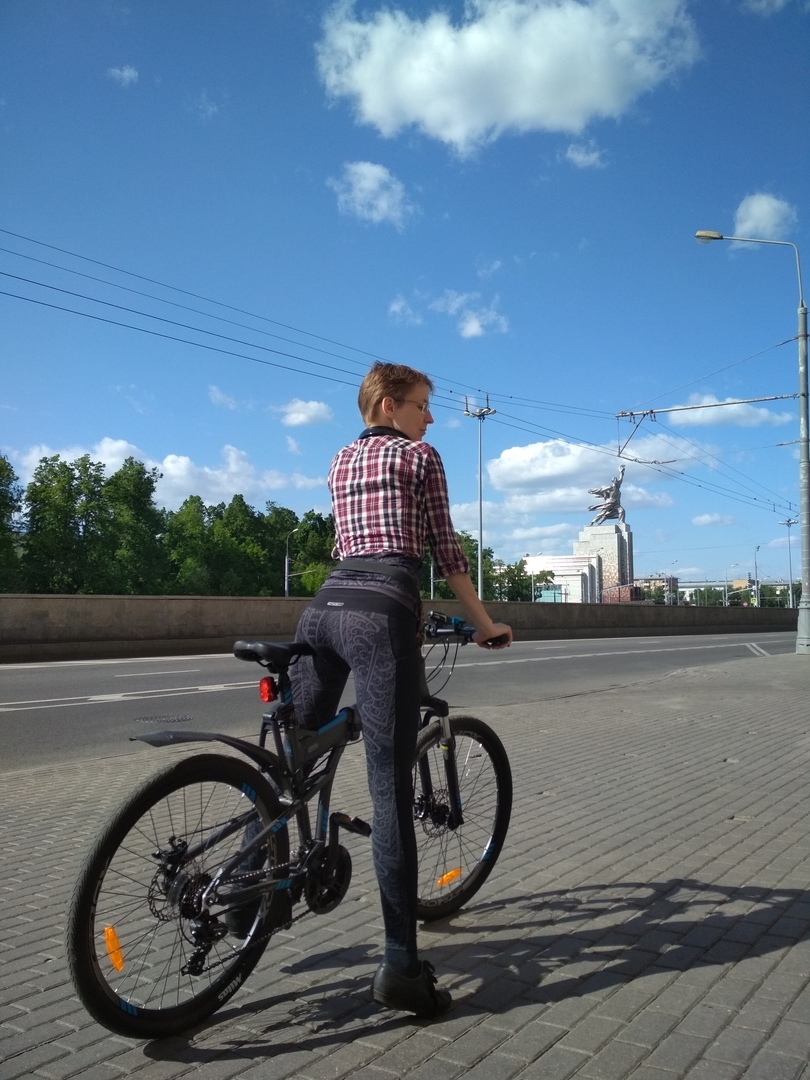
[66,753,289,1039]
[413,716,512,921]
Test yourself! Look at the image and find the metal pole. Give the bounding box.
[477,417,483,598]
[754,546,760,606]
[798,296,809,643]
[465,401,496,599]
[284,527,298,597]
[695,231,809,651]
[780,517,798,607]
[724,563,737,607]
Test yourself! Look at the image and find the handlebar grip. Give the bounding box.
[486,633,510,647]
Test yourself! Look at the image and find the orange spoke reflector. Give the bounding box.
[436,868,462,888]
[104,926,125,971]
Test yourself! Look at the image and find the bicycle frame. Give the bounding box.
[131,613,473,916]
[132,657,366,916]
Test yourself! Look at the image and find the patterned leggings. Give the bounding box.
[291,588,422,954]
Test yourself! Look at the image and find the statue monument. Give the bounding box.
[574,463,634,601]
[588,464,625,525]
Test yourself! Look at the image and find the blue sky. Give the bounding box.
[1,0,808,587]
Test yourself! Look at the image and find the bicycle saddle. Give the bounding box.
[233,640,316,669]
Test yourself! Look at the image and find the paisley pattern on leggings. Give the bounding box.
[292,593,422,952]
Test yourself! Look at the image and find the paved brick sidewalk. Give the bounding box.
[2,651,809,1080]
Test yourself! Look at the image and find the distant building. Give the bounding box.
[634,574,679,603]
[524,554,600,603]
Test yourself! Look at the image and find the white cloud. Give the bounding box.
[732,193,798,242]
[208,385,238,410]
[286,436,301,454]
[107,65,138,87]
[317,0,700,155]
[389,294,423,325]
[327,161,416,228]
[276,398,334,426]
[476,258,503,279]
[6,438,325,510]
[430,290,509,337]
[193,90,224,120]
[565,140,607,168]
[668,394,794,428]
[741,0,791,13]
[486,438,673,516]
[692,512,734,526]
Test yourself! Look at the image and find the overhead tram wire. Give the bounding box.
[0,270,374,383]
[490,409,795,516]
[627,336,797,413]
[2,288,795,517]
[0,229,626,427]
[0,288,364,391]
[2,228,580,419]
[638,415,794,508]
[0,227,394,370]
[1,245,614,423]
[0,279,455,413]
[0,244,380,376]
[2,228,797,514]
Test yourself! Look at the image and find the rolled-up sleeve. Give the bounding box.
[422,446,469,578]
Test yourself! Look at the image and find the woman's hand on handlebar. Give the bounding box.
[473,622,512,650]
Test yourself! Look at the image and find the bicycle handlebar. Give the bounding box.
[423,610,508,647]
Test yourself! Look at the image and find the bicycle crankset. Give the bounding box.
[304,845,352,914]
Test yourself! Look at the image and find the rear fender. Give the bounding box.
[130,729,288,793]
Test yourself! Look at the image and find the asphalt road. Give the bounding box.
[0,631,796,774]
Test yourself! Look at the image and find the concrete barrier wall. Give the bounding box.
[0,594,798,663]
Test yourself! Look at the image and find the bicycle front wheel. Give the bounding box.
[413,716,512,921]
[66,753,289,1039]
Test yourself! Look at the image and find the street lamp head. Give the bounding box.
[695,230,724,244]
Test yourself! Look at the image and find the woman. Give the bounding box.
[291,362,512,1018]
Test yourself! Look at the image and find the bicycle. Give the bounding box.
[66,611,513,1039]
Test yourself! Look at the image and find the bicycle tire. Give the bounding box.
[66,753,289,1039]
[413,716,512,921]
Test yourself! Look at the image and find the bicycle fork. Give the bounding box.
[418,714,465,829]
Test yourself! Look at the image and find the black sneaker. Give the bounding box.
[371,960,452,1019]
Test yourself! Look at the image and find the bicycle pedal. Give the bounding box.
[331,812,372,837]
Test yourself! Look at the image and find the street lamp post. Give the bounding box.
[753,545,760,607]
[780,517,798,608]
[524,551,543,602]
[696,230,809,651]
[465,399,496,599]
[724,562,738,607]
[662,561,678,605]
[284,527,299,597]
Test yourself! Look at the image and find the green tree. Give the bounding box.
[0,455,23,591]
[492,559,527,601]
[689,587,724,606]
[163,496,217,594]
[264,502,302,596]
[103,457,169,593]
[210,495,271,595]
[427,531,497,601]
[22,455,112,592]
[288,510,335,595]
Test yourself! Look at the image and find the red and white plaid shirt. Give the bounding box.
[328,433,470,579]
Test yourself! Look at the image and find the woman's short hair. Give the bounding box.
[358,362,434,423]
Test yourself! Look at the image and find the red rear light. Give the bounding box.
[259,676,276,703]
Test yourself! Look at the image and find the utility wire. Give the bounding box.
[0,228,798,517]
[0,230,636,424]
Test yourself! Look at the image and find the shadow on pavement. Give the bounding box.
[141,875,810,1061]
